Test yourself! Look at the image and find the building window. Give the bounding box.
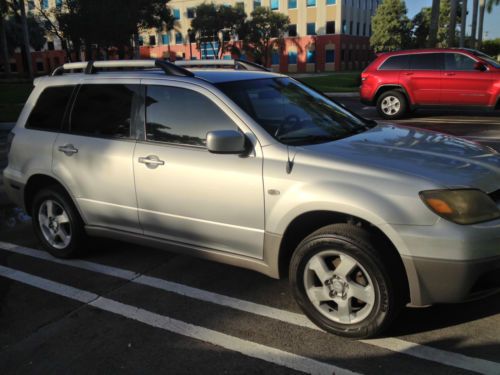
[47,41,55,50]
[306,23,316,35]
[356,22,360,36]
[326,0,336,4]
[341,49,345,61]
[56,0,62,8]
[139,36,144,46]
[288,0,297,8]
[326,21,335,34]
[350,21,353,35]
[42,0,48,9]
[271,0,279,10]
[307,0,316,6]
[363,23,366,36]
[326,49,335,63]
[236,2,245,10]
[187,8,195,18]
[173,9,180,20]
[288,51,297,64]
[271,51,280,65]
[28,1,35,10]
[162,34,170,45]
[175,32,183,44]
[288,24,297,37]
[306,49,315,63]
[149,35,156,46]
[254,0,261,8]
[342,20,346,33]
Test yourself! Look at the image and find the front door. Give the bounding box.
[133,82,265,258]
[52,81,141,233]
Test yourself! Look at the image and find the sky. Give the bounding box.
[406,0,500,40]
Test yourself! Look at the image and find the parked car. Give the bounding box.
[3,59,500,338]
[360,48,500,119]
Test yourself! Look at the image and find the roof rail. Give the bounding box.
[51,59,194,77]
[175,59,270,72]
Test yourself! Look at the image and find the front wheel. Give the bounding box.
[32,187,87,258]
[289,224,401,338]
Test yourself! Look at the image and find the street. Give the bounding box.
[0,100,499,374]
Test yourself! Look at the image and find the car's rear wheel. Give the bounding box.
[377,90,407,120]
[32,187,87,258]
[290,224,402,338]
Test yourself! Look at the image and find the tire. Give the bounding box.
[376,90,407,120]
[32,186,87,258]
[289,224,402,338]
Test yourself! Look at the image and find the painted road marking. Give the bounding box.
[0,264,359,375]
[2,242,500,374]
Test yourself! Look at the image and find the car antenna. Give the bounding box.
[286,146,296,174]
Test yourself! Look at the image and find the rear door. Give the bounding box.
[400,53,442,105]
[52,80,142,233]
[442,52,494,106]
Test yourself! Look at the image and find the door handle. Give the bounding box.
[445,72,456,76]
[58,144,78,156]
[403,72,414,76]
[138,155,165,169]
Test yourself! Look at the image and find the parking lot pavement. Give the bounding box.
[0,105,499,374]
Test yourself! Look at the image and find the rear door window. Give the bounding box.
[70,84,137,138]
[379,55,410,70]
[26,86,74,131]
[409,53,443,70]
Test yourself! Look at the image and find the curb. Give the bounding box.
[325,92,360,98]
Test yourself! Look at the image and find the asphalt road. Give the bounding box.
[0,101,499,374]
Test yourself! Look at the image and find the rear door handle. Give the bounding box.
[445,72,456,76]
[138,155,165,169]
[58,144,78,156]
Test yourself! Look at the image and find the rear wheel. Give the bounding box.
[289,224,402,338]
[32,186,87,258]
[377,90,407,120]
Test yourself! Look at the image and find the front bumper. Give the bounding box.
[387,218,500,306]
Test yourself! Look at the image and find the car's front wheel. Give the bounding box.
[32,187,87,258]
[376,90,408,119]
[290,224,401,338]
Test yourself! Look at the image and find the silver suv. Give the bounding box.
[4,59,500,338]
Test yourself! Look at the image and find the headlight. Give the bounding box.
[419,189,500,225]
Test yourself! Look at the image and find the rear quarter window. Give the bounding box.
[25,86,75,131]
[378,55,410,70]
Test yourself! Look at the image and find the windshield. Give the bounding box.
[216,77,372,146]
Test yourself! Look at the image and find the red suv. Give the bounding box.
[360,48,500,119]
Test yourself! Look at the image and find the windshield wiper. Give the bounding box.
[277,134,341,145]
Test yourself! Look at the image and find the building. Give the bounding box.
[141,0,380,72]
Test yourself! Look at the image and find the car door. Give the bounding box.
[52,80,142,234]
[442,52,494,106]
[133,81,265,258]
[400,53,442,105]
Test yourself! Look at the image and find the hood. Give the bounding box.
[301,123,500,193]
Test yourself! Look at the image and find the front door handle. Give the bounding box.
[138,155,165,169]
[58,144,78,156]
[403,72,414,76]
[445,72,456,76]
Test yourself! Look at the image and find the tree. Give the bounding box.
[412,7,431,48]
[487,0,500,12]
[428,0,441,47]
[471,0,479,46]
[0,0,10,75]
[448,0,458,46]
[477,0,486,47]
[240,7,289,66]
[481,38,500,56]
[190,3,245,59]
[459,0,467,47]
[370,0,412,52]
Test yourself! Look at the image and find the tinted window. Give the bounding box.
[409,53,442,70]
[379,55,409,70]
[70,84,135,138]
[145,86,237,147]
[444,53,476,71]
[26,86,73,131]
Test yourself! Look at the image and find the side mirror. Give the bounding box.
[206,130,246,154]
[474,62,487,71]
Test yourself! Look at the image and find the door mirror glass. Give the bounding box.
[474,62,487,71]
[207,130,246,154]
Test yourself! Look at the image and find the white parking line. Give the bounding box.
[2,242,500,374]
[0,264,359,375]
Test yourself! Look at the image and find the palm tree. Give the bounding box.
[429,0,441,47]
[459,0,468,47]
[486,0,500,11]
[477,0,486,47]
[449,0,458,47]
[471,0,479,46]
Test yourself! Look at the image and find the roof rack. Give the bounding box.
[51,59,194,77]
[174,59,270,72]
